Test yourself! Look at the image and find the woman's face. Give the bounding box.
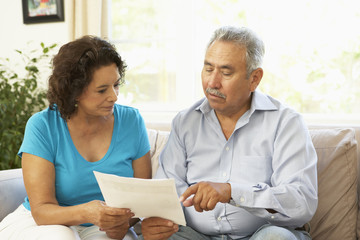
[76,63,121,118]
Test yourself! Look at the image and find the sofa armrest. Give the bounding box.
[0,168,27,221]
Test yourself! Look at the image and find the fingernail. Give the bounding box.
[179,196,184,202]
[167,221,173,227]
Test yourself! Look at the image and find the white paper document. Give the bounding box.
[93,171,186,226]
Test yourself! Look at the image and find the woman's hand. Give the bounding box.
[85,200,134,230]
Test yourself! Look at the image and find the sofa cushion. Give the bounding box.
[0,168,27,221]
[309,128,358,240]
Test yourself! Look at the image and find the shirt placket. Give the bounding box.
[214,137,234,233]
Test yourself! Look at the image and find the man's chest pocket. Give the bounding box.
[230,156,272,184]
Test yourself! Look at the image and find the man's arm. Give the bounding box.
[229,113,318,227]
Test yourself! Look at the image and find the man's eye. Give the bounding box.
[98,89,106,94]
[223,72,232,76]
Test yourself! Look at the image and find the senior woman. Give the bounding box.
[0,36,151,240]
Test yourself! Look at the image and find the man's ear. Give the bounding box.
[249,68,263,92]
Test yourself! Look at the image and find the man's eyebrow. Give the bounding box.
[204,61,233,70]
[220,65,233,71]
[204,60,213,66]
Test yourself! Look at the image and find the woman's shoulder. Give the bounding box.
[114,103,141,117]
[27,106,63,128]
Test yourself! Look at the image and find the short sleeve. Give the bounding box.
[18,112,55,163]
[134,110,151,160]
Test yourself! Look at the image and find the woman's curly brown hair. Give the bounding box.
[47,35,127,119]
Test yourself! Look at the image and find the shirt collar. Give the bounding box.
[196,90,278,115]
[250,90,278,112]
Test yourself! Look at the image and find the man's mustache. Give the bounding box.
[206,88,226,99]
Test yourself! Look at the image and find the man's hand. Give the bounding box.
[179,182,231,212]
[141,217,178,240]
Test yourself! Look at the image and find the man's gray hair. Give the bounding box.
[207,26,265,78]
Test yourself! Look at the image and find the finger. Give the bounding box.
[191,194,204,212]
[182,196,194,207]
[191,187,205,211]
[142,218,177,234]
[143,217,175,227]
[197,189,210,211]
[104,207,133,216]
[100,202,133,215]
[143,223,178,240]
[206,196,220,211]
[179,184,198,202]
[97,214,133,229]
[101,221,129,231]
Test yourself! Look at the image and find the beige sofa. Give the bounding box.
[1,125,359,240]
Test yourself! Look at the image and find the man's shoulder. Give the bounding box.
[170,98,206,133]
[175,98,205,120]
[254,91,300,116]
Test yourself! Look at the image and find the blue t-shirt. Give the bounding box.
[18,104,150,211]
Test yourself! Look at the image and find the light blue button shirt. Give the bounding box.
[155,90,318,238]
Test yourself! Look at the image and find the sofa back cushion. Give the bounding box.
[147,129,170,177]
[309,128,358,240]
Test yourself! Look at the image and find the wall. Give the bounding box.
[0,0,73,86]
[0,1,71,60]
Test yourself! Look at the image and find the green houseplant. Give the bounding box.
[0,43,57,170]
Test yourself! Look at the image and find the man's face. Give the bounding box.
[201,40,259,118]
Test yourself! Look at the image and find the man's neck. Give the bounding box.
[214,100,252,140]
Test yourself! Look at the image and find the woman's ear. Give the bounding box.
[249,68,263,92]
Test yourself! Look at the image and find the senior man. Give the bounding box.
[140,26,318,240]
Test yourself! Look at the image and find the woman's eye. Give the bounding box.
[98,89,106,94]
[114,79,124,88]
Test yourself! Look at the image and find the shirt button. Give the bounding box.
[223,172,227,177]
[217,217,222,221]
[226,147,230,151]
[240,197,245,202]
[271,215,275,219]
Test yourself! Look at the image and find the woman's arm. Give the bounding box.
[101,151,152,238]
[129,151,152,227]
[22,153,133,228]
[132,151,151,179]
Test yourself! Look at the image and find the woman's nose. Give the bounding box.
[108,87,118,102]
